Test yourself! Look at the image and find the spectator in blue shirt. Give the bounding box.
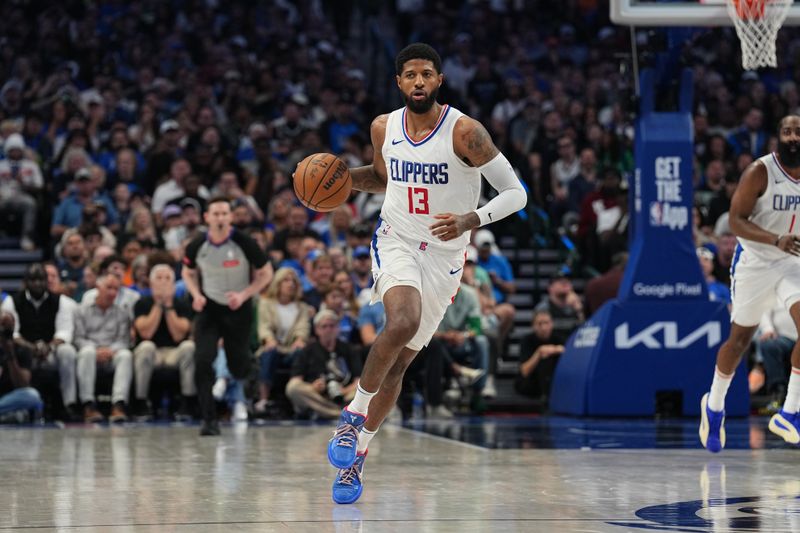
[473,229,515,304]
[51,167,119,240]
[697,246,731,306]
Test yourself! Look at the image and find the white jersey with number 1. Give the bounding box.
[729,152,800,327]
[380,104,481,253]
[737,152,800,263]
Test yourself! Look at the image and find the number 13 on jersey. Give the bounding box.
[407,187,429,214]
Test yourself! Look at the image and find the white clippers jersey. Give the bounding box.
[380,105,482,252]
[739,152,800,263]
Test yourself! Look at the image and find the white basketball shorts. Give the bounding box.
[369,223,465,351]
[730,248,800,326]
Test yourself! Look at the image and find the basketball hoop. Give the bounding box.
[726,0,792,69]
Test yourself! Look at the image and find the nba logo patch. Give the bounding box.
[419,241,428,251]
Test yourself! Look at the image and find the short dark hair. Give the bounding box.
[395,43,442,76]
[206,196,231,211]
[778,115,800,132]
[99,254,126,273]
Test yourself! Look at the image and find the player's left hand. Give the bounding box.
[430,213,473,241]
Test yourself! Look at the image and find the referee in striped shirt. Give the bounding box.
[183,196,273,435]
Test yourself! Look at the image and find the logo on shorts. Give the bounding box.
[419,241,428,251]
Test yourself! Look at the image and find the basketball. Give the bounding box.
[293,153,352,212]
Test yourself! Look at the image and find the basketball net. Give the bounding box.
[726,0,792,69]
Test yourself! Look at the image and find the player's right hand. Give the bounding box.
[776,234,800,256]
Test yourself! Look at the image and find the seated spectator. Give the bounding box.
[0,312,43,421]
[333,269,360,317]
[56,230,89,300]
[577,167,625,272]
[318,204,353,249]
[1,264,78,420]
[434,280,490,404]
[302,253,335,311]
[697,246,731,306]
[271,204,321,260]
[81,255,141,318]
[584,252,628,317]
[567,148,598,215]
[0,133,43,250]
[285,310,361,419]
[51,167,119,240]
[125,206,164,249]
[74,274,133,423]
[255,267,313,414]
[516,310,565,405]
[132,264,196,420]
[535,273,585,341]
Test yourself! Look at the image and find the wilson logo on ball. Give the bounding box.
[323,164,348,190]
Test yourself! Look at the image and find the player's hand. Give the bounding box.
[225,291,245,310]
[192,294,207,312]
[776,234,800,256]
[430,213,473,241]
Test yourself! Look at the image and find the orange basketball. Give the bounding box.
[293,153,352,212]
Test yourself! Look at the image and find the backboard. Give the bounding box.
[610,0,800,26]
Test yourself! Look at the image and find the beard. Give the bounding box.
[778,139,800,168]
[403,86,439,114]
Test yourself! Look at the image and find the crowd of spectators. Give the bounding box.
[2,0,800,421]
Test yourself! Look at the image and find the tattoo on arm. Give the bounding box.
[462,122,500,167]
[351,165,387,193]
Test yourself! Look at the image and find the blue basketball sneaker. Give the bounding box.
[699,392,725,453]
[328,407,366,469]
[768,410,800,444]
[332,451,367,504]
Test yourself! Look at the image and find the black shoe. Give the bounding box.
[64,403,83,423]
[200,419,221,436]
[132,399,153,421]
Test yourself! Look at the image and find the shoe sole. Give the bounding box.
[768,413,800,444]
[699,393,725,453]
[332,485,363,504]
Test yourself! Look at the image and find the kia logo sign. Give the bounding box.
[614,321,722,349]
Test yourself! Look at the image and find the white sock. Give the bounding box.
[347,384,377,416]
[356,427,378,453]
[783,368,800,414]
[708,366,733,412]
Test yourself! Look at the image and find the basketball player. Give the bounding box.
[319,43,527,503]
[700,115,800,452]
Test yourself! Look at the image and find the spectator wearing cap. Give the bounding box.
[51,167,119,240]
[255,267,313,414]
[697,246,731,306]
[144,119,185,194]
[0,133,43,250]
[473,229,515,305]
[151,158,209,219]
[350,245,374,295]
[285,309,362,419]
[534,273,585,341]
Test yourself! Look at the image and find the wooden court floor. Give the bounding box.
[0,418,798,532]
